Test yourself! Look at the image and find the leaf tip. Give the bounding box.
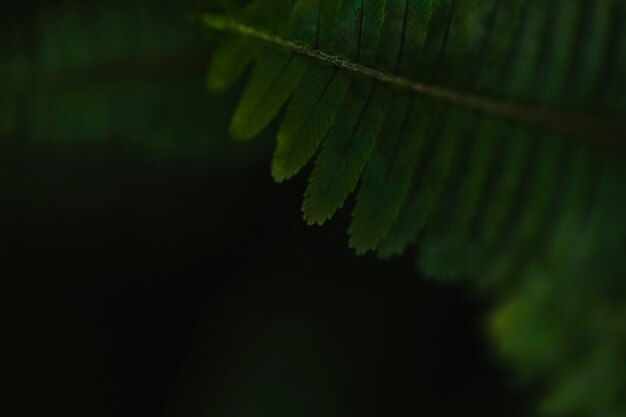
[348,228,376,256]
[229,116,257,141]
[206,74,229,92]
[301,211,329,226]
[301,196,335,226]
[202,14,230,32]
[348,240,372,256]
[270,162,293,183]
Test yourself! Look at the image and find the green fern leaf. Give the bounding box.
[229,51,307,140]
[301,0,388,224]
[207,0,295,92]
[413,0,526,275]
[228,0,330,140]
[272,66,349,182]
[271,0,347,182]
[348,95,429,254]
[375,0,491,258]
[303,80,390,224]
[348,0,434,253]
[203,0,626,415]
[206,38,260,92]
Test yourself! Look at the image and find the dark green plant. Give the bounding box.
[2,0,625,415]
[0,1,273,166]
[203,0,626,415]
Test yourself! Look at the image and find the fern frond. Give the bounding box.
[204,0,626,415]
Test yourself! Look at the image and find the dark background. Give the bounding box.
[3,152,530,416]
[2,1,534,415]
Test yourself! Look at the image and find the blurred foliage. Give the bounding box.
[0,0,271,166]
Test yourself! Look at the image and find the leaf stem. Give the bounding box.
[202,14,626,148]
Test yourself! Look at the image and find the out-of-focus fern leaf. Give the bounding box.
[272,1,347,182]
[0,0,272,165]
[228,0,308,140]
[229,50,307,140]
[207,0,295,92]
[203,0,626,415]
[349,96,429,253]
